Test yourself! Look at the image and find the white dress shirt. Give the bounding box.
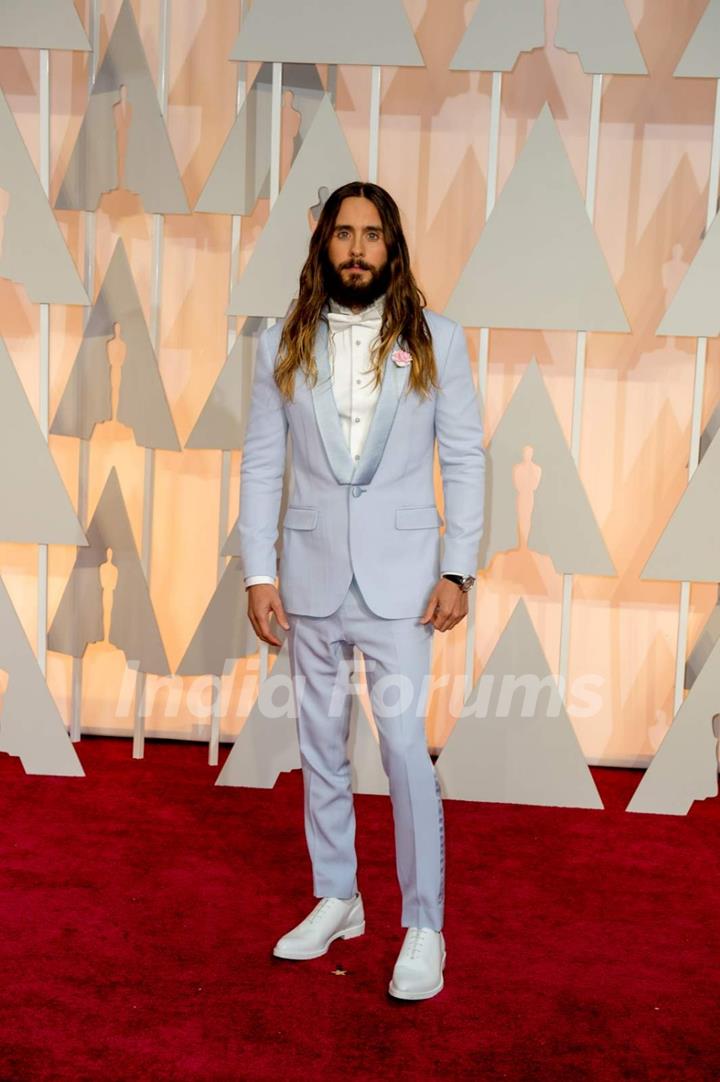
[244,295,463,588]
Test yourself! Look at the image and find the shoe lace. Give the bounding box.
[405,927,428,960]
[307,897,336,925]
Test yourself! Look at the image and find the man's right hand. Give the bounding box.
[247,583,290,647]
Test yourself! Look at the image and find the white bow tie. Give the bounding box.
[326,308,383,335]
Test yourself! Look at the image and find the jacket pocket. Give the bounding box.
[395,505,444,530]
[283,506,319,530]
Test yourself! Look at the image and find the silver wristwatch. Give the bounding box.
[442,573,476,593]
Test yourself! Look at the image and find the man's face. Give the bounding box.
[324,196,390,309]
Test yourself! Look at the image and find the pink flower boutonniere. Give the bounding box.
[391,348,412,368]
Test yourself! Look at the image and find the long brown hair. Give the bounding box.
[275,182,438,401]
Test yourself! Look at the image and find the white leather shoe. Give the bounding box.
[272,893,365,960]
[388,927,446,1000]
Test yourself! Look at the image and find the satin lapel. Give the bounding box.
[310,318,356,484]
[309,318,411,486]
[352,338,410,485]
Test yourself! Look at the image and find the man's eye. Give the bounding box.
[367,232,378,240]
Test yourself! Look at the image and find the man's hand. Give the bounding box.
[419,577,469,632]
[247,583,290,647]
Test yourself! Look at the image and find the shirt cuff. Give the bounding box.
[244,575,276,589]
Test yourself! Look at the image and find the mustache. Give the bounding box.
[340,259,373,271]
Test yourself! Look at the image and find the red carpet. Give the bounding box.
[0,737,718,1081]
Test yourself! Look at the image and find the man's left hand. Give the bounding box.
[419,578,469,632]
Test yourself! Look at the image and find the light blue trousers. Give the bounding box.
[286,574,445,931]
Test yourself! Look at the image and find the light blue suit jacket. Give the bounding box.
[237,308,485,618]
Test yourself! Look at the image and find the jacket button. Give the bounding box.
[351,486,362,497]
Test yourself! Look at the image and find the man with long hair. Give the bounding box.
[238,182,485,1000]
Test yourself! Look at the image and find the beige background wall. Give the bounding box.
[0,0,716,765]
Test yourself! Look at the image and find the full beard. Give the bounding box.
[323,255,391,309]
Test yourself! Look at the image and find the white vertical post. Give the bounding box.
[672,77,720,715]
[270,62,282,202]
[37,48,51,676]
[133,0,171,758]
[464,69,502,699]
[209,4,249,767]
[557,72,603,700]
[251,60,283,694]
[326,63,337,107]
[477,70,502,403]
[368,66,381,183]
[70,0,100,741]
